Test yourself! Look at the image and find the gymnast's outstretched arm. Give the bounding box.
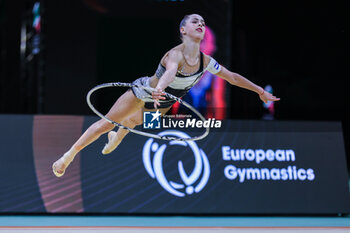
[216,65,280,104]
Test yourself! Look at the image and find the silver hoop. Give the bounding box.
[86,82,209,141]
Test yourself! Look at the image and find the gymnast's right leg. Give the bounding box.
[52,90,144,177]
[102,110,143,155]
[102,106,171,154]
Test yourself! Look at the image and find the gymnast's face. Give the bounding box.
[181,14,206,41]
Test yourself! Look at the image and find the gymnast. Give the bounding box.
[52,14,280,177]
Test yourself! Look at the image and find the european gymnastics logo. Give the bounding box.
[142,131,210,197]
[222,146,315,182]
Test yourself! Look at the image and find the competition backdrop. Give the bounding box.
[0,114,349,214]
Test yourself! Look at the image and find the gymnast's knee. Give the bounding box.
[127,116,143,127]
[91,120,115,135]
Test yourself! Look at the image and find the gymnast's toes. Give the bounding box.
[52,159,66,178]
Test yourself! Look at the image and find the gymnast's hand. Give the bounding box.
[259,90,280,104]
[152,87,166,109]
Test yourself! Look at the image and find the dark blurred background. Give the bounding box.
[0,0,348,169]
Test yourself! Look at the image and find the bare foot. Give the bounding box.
[52,158,67,177]
[102,131,120,155]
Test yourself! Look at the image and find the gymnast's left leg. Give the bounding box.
[52,90,144,177]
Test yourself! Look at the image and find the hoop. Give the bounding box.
[86,82,209,141]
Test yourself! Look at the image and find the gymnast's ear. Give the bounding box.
[180,27,186,35]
